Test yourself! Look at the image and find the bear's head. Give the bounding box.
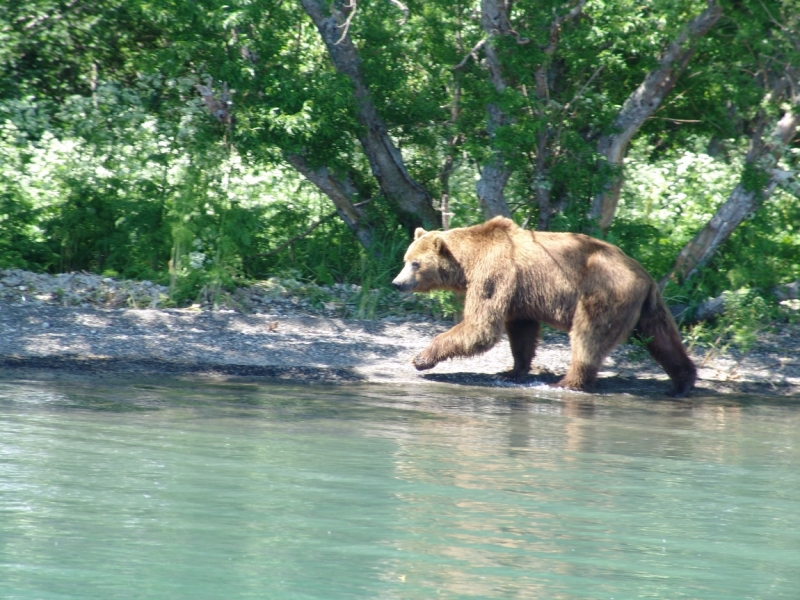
[392,228,461,293]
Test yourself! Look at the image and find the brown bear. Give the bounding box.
[392,216,696,397]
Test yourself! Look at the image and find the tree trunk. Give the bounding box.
[590,2,722,231]
[531,0,587,230]
[475,0,515,219]
[533,127,553,230]
[299,0,440,230]
[439,80,462,231]
[285,154,375,251]
[660,106,800,288]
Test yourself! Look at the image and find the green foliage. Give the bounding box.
[740,163,771,194]
[0,0,798,350]
[684,289,774,356]
[614,136,800,309]
[425,290,464,322]
[245,203,421,319]
[681,192,800,305]
[0,179,49,270]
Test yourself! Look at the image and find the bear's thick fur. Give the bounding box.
[392,216,696,397]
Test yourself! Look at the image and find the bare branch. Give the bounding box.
[512,30,530,44]
[452,38,486,70]
[388,0,409,26]
[650,117,702,123]
[334,0,358,45]
[562,64,604,115]
[757,0,787,32]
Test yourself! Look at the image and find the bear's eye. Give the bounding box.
[411,261,420,270]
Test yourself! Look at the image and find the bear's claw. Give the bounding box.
[412,353,437,371]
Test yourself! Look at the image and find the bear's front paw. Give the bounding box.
[412,352,438,371]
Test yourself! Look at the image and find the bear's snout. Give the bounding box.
[392,263,418,292]
[392,277,415,292]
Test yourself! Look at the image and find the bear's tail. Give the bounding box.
[635,283,697,397]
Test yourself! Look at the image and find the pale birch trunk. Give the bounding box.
[439,80,462,231]
[661,106,800,287]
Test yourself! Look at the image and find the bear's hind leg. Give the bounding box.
[555,300,638,392]
[636,317,696,397]
[497,319,540,380]
[644,335,696,398]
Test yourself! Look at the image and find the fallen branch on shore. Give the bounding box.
[670,279,800,325]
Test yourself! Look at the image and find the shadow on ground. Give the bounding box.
[0,355,361,383]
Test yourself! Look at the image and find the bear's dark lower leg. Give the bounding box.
[636,313,697,397]
[498,319,540,380]
[645,335,696,397]
[634,284,697,397]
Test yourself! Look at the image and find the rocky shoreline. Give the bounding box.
[1,269,799,397]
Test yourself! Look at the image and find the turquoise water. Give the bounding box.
[0,378,798,599]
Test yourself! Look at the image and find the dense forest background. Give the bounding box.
[1,0,799,338]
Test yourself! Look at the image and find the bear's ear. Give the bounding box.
[414,227,427,240]
[432,235,446,254]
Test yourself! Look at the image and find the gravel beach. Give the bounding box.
[2,301,799,398]
[1,268,799,397]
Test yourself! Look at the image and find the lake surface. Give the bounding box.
[0,377,798,599]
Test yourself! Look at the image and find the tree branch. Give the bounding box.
[590,2,723,231]
[300,0,439,229]
[285,153,376,251]
[334,0,357,45]
[660,97,800,288]
[388,0,409,26]
[256,198,374,258]
[452,38,486,70]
